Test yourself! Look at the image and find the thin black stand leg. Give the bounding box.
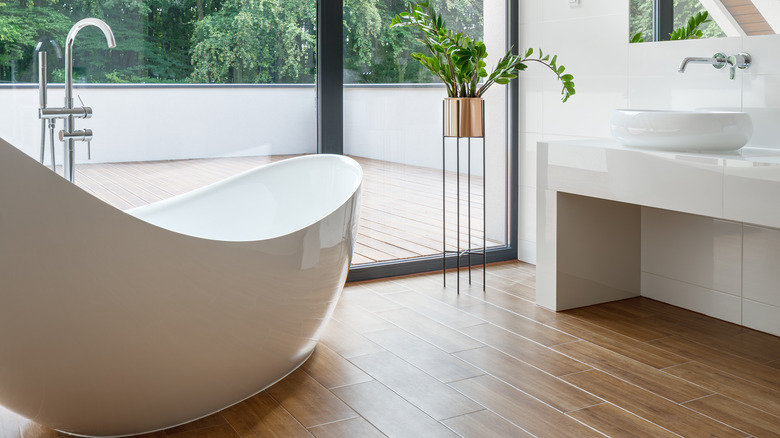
[442,102,446,288]
[468,137,472,285]
[482,136,486,291]
[456,136,460,294]
[482,101,486,291]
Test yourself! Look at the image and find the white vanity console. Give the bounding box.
[537,139,780,337]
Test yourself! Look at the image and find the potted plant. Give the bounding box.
[391,0,575,137]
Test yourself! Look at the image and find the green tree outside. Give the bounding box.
[0,0,482,84]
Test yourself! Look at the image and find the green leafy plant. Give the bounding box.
[390,0,574,102]
[669,10,710,40]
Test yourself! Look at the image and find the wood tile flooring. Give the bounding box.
[3,261,780,437]
[67,155,501,265]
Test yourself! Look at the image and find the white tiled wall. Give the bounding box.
[518,0,780,262]
[641,272,743,324]
[518,0,629,263]
[743,225,780,308]
[641,208,743,297]
[641,211,780,336]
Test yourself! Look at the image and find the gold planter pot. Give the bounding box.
[444,97,484,138]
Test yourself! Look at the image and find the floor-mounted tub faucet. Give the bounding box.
[39,18,115,183]
[678,52,751,80]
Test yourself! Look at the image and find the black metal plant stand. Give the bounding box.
[442,99,486,293]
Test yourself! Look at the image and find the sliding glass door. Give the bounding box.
[342,0,514,277]
[1,0,516,278]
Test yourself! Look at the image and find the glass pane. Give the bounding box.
[629,0,725,42]
[0,0,316,209]
[343,0,508,265]
[629,0,653,41]
[674,0,724,39]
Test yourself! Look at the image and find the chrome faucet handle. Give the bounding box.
[727,53,751,80]
[59,128,93,142]
[76,94,93,119]
[78,95,92,159]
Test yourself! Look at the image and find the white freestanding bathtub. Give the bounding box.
[0,137,362,437]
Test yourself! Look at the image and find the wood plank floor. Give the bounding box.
[66,155,503,265]
[3,261,780,437]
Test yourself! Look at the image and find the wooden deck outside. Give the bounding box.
[69,155,504,265]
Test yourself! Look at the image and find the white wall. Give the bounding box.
[0,85,503,175]
[518,0,780,263]
[1,86,318,163]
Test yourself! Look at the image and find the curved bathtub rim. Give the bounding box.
[0,144,364,252]
[125,154,364,243]
[0,139,363,248]
[56,349,316,438]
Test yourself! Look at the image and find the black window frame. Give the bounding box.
[653,0,674,42]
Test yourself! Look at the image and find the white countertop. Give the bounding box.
[538,139,780,229]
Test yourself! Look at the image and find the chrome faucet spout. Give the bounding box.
[678,53,726,73]
[65,18,116,108]
[61,18,115,183]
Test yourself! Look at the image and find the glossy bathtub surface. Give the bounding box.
[0,138,362,437]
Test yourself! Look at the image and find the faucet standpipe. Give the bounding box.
[37,51,57,171]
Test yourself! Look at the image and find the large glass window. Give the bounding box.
[1,0,516,273]
[343,0,510,266]
[0,0,317,209]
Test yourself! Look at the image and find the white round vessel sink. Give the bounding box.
[610,109,753,152]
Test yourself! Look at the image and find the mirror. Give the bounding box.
[630,0,780,43]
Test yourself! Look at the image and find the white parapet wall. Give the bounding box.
[1,85,318,163]
[0,84,501,178]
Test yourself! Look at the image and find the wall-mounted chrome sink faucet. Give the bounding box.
[678,52,751,80]
[37,18,115,183]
